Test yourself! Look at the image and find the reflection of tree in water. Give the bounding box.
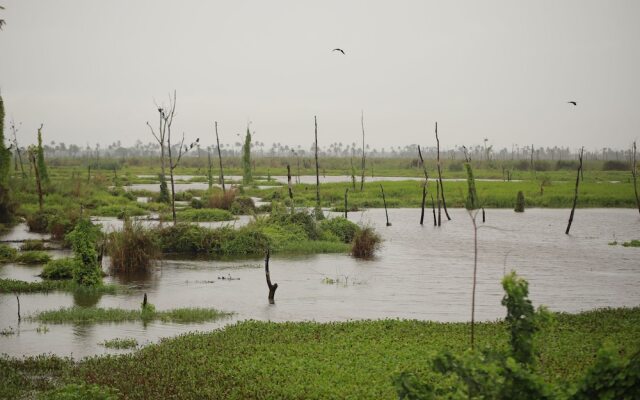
[73,289,103,307]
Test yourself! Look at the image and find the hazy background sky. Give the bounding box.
[1,0,639,152]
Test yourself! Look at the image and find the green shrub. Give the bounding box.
[41,258,79,280]
[190,198,204,209]
[15,251,52,264]
[0,244,17,262]
[320,217,359,243]
[66,219,103,286]
[351,227,381,259]
[106,219,160,273]
[515,190,525,212]
[174,208,234,222]
[230,196,256,215]
[556,160,579,170]
[268,209,321,240]
[602,160,629,171]
[622,240,640,247]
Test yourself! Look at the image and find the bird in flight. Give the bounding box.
[332,48,345,55]
[567,101,577,106]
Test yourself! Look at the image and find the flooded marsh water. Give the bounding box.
[1,208,638,358]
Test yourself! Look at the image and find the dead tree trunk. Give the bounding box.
[215,121,226,193]
[344,188,349,219]
[436,181,441,227]
[287,163,294,213]
[435,122,451,220]
[16,294,21,322]
[380,184,391,226]
[632,141,639,214]
[314,116,320,209]
[264,248,278,304]
[28,149,43,210]
[417,145,430,225]
[565,147,584,235]
[360,110,366,191]
[431,192,437,226]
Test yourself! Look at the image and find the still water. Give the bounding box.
[1,208,638,358]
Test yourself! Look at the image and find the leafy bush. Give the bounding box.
[66,219,103,286]
[320,217,359,243]
[351,227,381,259]
[515,191,525,212]
[106,219,160,273]
[602,160,629,171]
[190,198,204,209]
[556,160,579,170]
[230,196,256,215]
[268,209,322,240]
[0,244,17,262]
[174,208,234,222]
[41,258,80,280]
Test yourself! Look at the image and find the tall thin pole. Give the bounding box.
[215,121,226,193]
[314,116,320,209]
[435,122,451,220]
[566,147,584,235]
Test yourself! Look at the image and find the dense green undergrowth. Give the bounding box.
[1,307,638,399]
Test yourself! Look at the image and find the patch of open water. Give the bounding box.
[1,208,638,358]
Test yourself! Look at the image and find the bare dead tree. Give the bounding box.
[286,163,294,212]
[314,116,321,216]
[27,146,43,210]
[467,209,480,350]
[633,141,639,214]
[565,147,584,235]
[146,91,176,201]
[264,248,278,304]
[360,110,366,191]
[431,192,437,226]
[16,294,20,322]
[215,121,226,193]
[9,119,26,178]
[435,122,451,220]
[167,131,199,225]
[417,145,430,225]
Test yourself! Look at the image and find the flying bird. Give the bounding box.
[332,48,345,55]
[567,101,577,106]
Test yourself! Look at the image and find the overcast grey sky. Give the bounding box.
[1,0,638,151]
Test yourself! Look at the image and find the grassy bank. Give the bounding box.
[30,306,232,324]
[0,278,119,294]
[2,307,638,399]
[248,179,637,209]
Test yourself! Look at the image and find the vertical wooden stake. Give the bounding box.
[431,193,437,226]
[420,185,427,225]
[360,111,366,191]
[566,147,584,235]
[344,188,349,219]
[314,116,320,210]
[632,141,639,214]
[16,294,21,322]
[265,248,278,304]
[215,121,226,193]
[435,122,451,221]
[143,293,147,308]
[286,163,294,213]
[437,181,441,227]
[417,145,429,226]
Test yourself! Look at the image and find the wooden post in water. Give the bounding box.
[380,184,391,226]
[436,182,441,227]
[565,147,584,235]
[482,207,486,223]
[360,111,366,191]
[16,294,21,322]
[420,186,427,225]
[264,248,278,304]
[344,188,349,219]
[435,122,451,221]
[215,121,226,193]
[632,141,639,215]
[431,193,437,226]
[143,293,147,308]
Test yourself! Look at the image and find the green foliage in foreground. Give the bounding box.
[38,383,119,400]
[66,219,103,286]
[30,306,232,324]
[2,307,637,399]
[40,258,79,280]
[14,250,52,264]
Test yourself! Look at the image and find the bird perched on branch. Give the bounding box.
[332,48,345,55]
[567,101,577,106]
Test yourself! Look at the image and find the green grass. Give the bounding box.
[172,208,235,222]
[622,239,640,247]
[99,338,138,350]
[30,306,233,324]
[248,179,637,209]
[15,251,52,264]
[0,278,119,294]
[1,307,638,399]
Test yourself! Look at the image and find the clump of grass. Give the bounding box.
[19,240,46,251]
[208,189,237,210]
[0,243,17,262]
[15,251,52,264]
[0,278,119,294]
[229,196,256,215]
[173,208,235,222]
[514,190,525,212]
[351,227,382,259]
[106,219,160,274]
[622,240,640,247]
[40,258,79,280]
[0,327,15,336]
[30,306,232,324]
[100,338,138,349]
